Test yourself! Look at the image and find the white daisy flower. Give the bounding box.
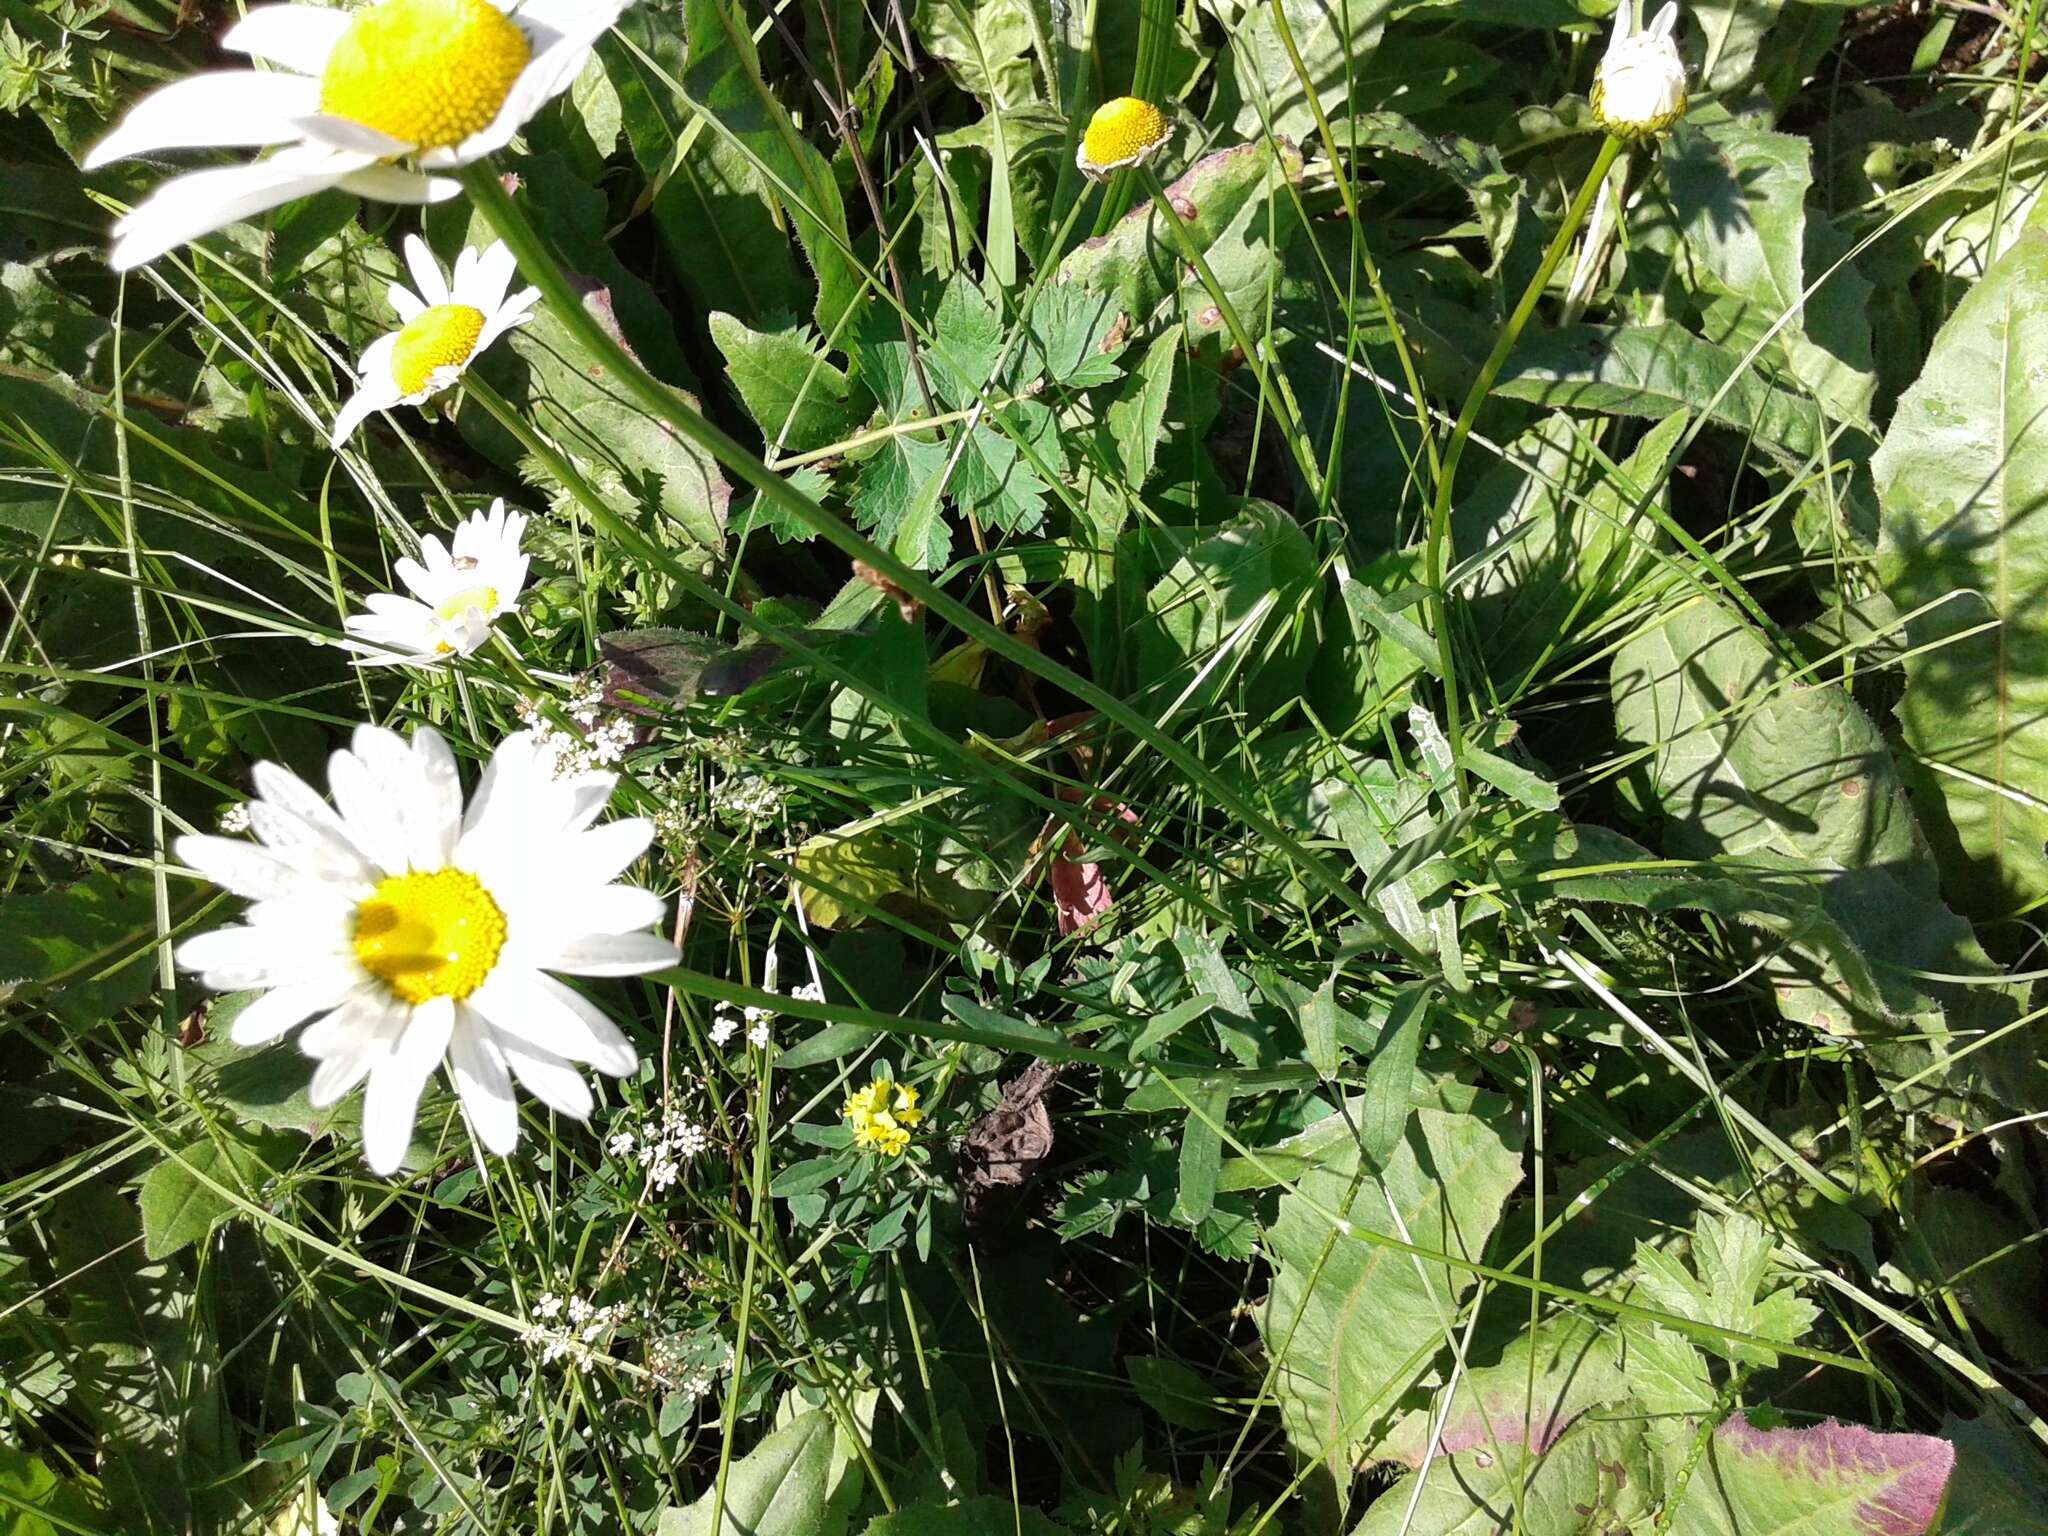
[175,724,675,1175]
[83,0,629,270]
[330,238,537,445]
[343,499,530,665]
[1592,1,1687,141]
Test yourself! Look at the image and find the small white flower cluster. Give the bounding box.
[708,771,786,831]
[710,978,823,1050]
[526,1290,627,1371]
[217,803,251,834]
[608,1106,712,1190]
[646,1330,731,1400]
[516,678,637,780]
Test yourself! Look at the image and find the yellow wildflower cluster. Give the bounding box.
[843,1080,924,1157]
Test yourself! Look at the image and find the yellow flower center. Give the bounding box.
[318,0,531,151]
[1079,97,1170,173]
[352,867,506,1005]
[389,304,486,396]
[432,584,499,623]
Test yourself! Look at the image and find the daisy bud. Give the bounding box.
[1592,0,1687,142]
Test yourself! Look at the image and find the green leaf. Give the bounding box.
[1453,410,1685,691]
[1350,1418,1655,1536]
[0,1443,99,1536]
[862,1499,1072,1536]
[1875,226,2048,918]
[708,312,865,456]
[1014,284,1128,390]
[1123,1355,1233,1431]
[1173,1079,1228,1226]
[139,1128,293,1260]
[1060,139,1305,334]
[1357,985,1426,1172]
[657,1407,848,1536]
[1372,1314,1630,1469]
[1662,120,1875,425]
[1257,1105,1524,1476]
[0,866,159,1026]
[1609,591,1927,876]
[1495,322,1824,462]
[602,13,805,323]
[1211,0,1394,141]
[1668,1417,1955,1536]
[1629,1213,1818,1368]
[679,0,860,334]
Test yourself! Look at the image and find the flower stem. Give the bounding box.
[1420,132,1624,798]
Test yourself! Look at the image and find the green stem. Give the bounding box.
[454,162,1389,933]
[1137,164,1325,504]
[1421,132,1624,797]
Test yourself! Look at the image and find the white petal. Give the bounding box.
[552,818,654,888]
[448,1010,519,1154]
[460,240,519,314]
[468,967,638,1074]
[251,760,377,877]
[385,283,426,324]
[529,883,665,937]
[83,72,321,168]
[107,147,369,271]
[497,1037,593,1118]
[304,993,402,1105]
[335,165,461,205]
[294,114,410,158]
[176,834,298,899]
[223,4,350,72]
[326,728,413,875]
[362,996,455,1173]
[404,234,450,307]
[542,930,677,977]
[228,974,359,1045]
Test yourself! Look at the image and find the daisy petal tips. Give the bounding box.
[85,0,632,270]
[176,723,674,1176]
[342,498,532,665]
[330,237,538,446]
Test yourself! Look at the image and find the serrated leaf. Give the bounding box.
[708,312,864,456]
[1630,1213,1818,1368]
[1214,0,1395,142]
[657,1407,847,1536]
[1351,1418,1655,1536]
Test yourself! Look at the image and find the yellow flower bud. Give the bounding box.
[1076,96,1173,178]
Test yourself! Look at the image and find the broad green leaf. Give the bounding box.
[139,1128,294,1260]
[679,0,860,334]
[1668,1417,1954,1536]
[1258,1105,1523,1476]
[1173,1079,1229,1225]
[0,866,158,1026]
[1662,120,1875,425]
[1135,501,1318,718]
[0,1443,100,1536]
[658,1407,849,1536]
[1124,1355,1233,1431]
[708,312,865,457]
[1060,139,1305,334]
[1940,1413,2048,1536]
[862,1500,1072,1536]
[1495,322,1824,461]
[1209,0,1395,142]
[1875,226,2048,918]
[602,13,806,323]
[1357,985,1425,1171]
[1350,1417,1655,1536]
[1610,592,1927,877]
[1373,1315,1630,1469]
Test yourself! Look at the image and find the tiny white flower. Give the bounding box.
[330,238,539,445]
[605,1128,636,1157]
[175,724,677,1175]
[532,1291,563,1320]
[218,803,252,835]
[343,499,531,665]
[708,1004,739,1046]
[1593,0,1686,140]
[746,1019,770,1049]
[84,0,631,270]
[790,980,824,1005]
